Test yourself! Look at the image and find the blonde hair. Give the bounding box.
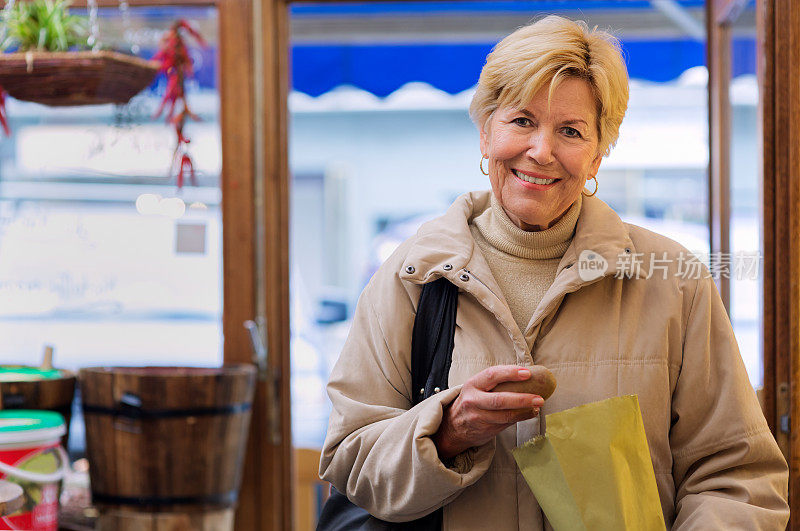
[469,15,629,157]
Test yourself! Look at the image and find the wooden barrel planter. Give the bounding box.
[79,365,256,530]
[0,366,76,447]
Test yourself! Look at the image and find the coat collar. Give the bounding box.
[398,190,644,286]
[398,191,484,285]
[398,190,646,355]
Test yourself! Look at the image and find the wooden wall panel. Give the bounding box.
[761,0,800,524]
[707,0,733,312]
[758,0,776,439]
[218,0,259,527]
[219,0,255,369]
[219,0,291,529]
[253,0,293,528]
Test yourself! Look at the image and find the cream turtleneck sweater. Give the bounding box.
[470,193,582,335]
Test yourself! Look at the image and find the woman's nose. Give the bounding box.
[527,132,555,165]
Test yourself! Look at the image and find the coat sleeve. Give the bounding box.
[318,275,494,522]
[670,274,789,529]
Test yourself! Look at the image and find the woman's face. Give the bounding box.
[480,77,602,231]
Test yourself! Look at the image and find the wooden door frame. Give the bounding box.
[706,0,735,312]
[760,0,800,523]
[219,0,292,529]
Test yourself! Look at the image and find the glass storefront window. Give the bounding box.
[0,6,222,372]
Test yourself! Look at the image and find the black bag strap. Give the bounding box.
[317,277,458,531]
[411,277,459,406]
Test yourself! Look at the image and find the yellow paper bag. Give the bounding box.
[512,395,666,531]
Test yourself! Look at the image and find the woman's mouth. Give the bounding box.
[512,169,560,188]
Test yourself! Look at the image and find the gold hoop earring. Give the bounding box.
[582,175,598,197]
[479,154,489,176]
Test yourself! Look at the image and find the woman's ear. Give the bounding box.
[479,123,489,155]
[479,114,493,155]
[590,152,603,175]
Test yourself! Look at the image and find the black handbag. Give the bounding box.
[316,277,459,531]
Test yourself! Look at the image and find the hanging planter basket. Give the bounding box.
[0,50,159,107]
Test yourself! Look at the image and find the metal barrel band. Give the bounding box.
[91,490,238,507]
[1,393,27,408]
[82,402,252,419]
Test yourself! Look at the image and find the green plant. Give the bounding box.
[0,0,89,52]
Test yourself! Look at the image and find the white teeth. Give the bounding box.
[514,170,557,185]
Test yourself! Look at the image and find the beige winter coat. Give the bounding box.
[320,190,789,530]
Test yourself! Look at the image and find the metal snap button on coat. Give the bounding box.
[459,273,470,281]
[443,264,453,271]
[433,387,441,393]
[405,265,415,274]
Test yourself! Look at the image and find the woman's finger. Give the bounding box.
[473,390,544,411]
[468,365,532,391]
[472,406,540,426]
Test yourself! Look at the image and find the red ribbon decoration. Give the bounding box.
[0,86,10,137]
[153,20,206,188]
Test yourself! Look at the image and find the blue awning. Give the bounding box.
[287,0,754,97]
[290,38,754,98]
[290,1,707,16]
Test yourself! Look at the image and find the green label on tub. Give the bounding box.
[0,367,63,382]
[0,411,64,432]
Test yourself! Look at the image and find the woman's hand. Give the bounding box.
[432,365,545,460]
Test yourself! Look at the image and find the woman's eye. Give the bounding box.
[562,126,582,138]
[512,117,532,127]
